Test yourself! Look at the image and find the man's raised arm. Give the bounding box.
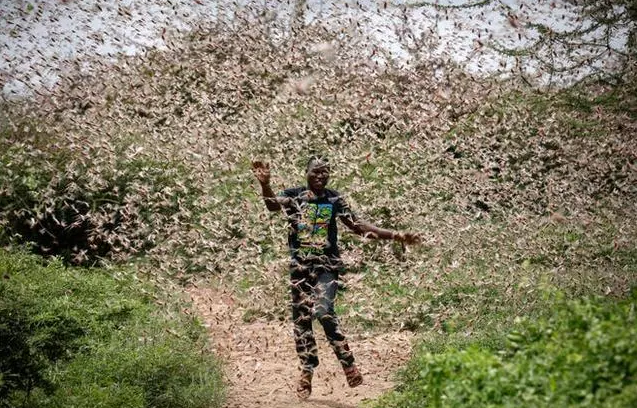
[252,161,289,212]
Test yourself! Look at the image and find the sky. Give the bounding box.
[0,0,629,98]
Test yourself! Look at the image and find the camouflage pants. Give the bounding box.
[290,260,355,372]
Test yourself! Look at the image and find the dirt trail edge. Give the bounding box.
[187,285,415,408]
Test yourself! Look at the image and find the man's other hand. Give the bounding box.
[252,160,271,184]
[394,232,422,245]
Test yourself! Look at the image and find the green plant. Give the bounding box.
[0,250,224,408]
[373,291,637,408]
[0,124,201,266]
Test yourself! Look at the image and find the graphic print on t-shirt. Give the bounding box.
[298,203,333,253]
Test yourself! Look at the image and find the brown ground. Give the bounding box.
[187,285,415,408]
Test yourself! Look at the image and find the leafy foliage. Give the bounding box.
[0,120,202,266]
[373,290,637,408]
[0,250,224,408]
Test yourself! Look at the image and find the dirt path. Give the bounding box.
[187,285,414,408]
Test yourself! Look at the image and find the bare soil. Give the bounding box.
[188,285,414,408]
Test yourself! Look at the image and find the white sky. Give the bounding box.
[0,0,629,98]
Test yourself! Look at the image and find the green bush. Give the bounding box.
[0,250,224,408]
[0,121,201,266]
[374,291,637,408]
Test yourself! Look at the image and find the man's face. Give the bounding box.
[307,161,330,192]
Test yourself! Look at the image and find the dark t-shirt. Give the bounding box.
[278,186,356,262]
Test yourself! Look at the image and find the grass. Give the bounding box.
[0,249,224,408]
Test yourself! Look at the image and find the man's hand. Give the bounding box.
[252,160,271,185]
[393,232,422,245]
[253,160,282,212]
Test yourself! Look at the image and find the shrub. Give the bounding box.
[0,120,201,266]
[0,250,224,408]
[374,291,637,408]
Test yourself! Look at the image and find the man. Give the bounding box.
[252,156,420,400]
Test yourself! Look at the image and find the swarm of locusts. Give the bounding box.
[1,1,635,329]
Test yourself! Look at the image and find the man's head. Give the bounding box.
[306,155,330,194]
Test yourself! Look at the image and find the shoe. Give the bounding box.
[343,365,363,388]
[296,369,313,400]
